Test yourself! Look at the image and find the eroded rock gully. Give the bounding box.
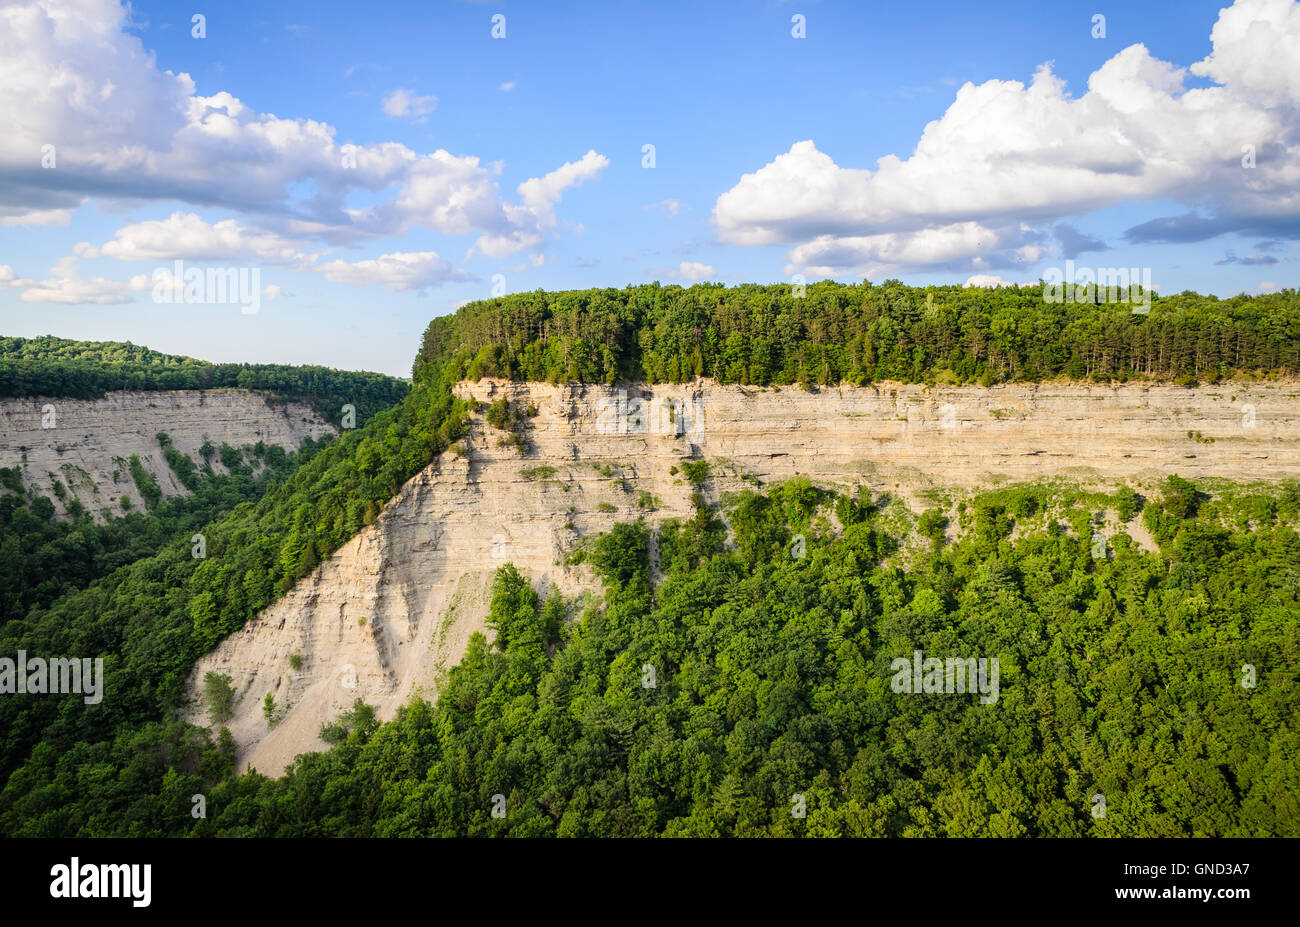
[185,379,1300,776]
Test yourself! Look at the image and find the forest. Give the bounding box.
[416,282,1300,387]
[0,336,409,427]
[0,284,1297,837]
[2,474,1296,836]
[0,434,329,625]
[0,357,470,806]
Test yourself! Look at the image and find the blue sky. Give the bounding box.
[1,0,1296,376]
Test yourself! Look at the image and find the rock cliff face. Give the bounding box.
[0,389,336,519]
[185,379,1300,776]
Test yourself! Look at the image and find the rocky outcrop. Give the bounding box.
[0,389,335,519]
[185,379,1300,776]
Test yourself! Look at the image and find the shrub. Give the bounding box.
[1114,485,1141,522]
[203,671,236,725]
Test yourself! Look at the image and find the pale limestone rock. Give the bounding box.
[185,378,1300,776]
[0,389,335,519]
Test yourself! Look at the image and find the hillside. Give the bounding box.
[188,377,1300,777]
[0,390,334,520]
[0,335,409,427]
[2,284,1298,837]
[0,336,411,519]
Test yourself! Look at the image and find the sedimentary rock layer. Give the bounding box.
[0,389,335,518]
[185,379,1300,776]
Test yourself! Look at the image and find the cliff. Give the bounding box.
[0,389,336,519]
[183,378,1300,777]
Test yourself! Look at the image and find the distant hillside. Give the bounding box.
[416,281,1300,387]
[0,335,205,368]
[0,335,409,428]
[0,389,336,520]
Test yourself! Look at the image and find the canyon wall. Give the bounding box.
[185,379,1300,777]
[0,389,336,519]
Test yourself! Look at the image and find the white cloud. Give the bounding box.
[715,0,1300,277]
[20,257,132,304]
[0,0,603,256]
[22,212,482,301]
[2,209,71,228]
[475,150,610,257]
[646,199,682,217]
[1191,0,1300,106]
[516,151,610,226]
[499,81,516,92]
[964,274,1015,288]
[784,222,1022,279]
[1258,281,1279,292]
[382,88,438,122]
[100,212,309,264]
[679,261,716,281]
[0,265,34,289]
[318,251,471,291]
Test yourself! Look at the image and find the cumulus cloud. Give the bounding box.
[0,265,35,289]
[100,212,310,265]
[964,274,1016,288]
[382,88,438,121]
[474,150,610,257]
[0,0,604,260]
[714,0,1300,277]
[24,211,489,300]
[649,261,717,281]
[20,257,132,304]
[318,251,472,291]
[783,222,1048,279]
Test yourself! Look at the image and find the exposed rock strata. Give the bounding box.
[185,379,1300,776]
[0,389,335,518]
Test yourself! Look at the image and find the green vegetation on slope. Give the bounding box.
[0,359,472,802]
[417,282,1300,387]
[2,475,1296,836]
[0,335,409,427]
[2,285,1298,837]
[0,434,330,625]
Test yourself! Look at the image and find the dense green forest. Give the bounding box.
[0,434,329,624]
[417,282,1300,387]
[2,475,1296,836]
[0,336,409,427]
[1,284,1297,837]
[0,358,471,798]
